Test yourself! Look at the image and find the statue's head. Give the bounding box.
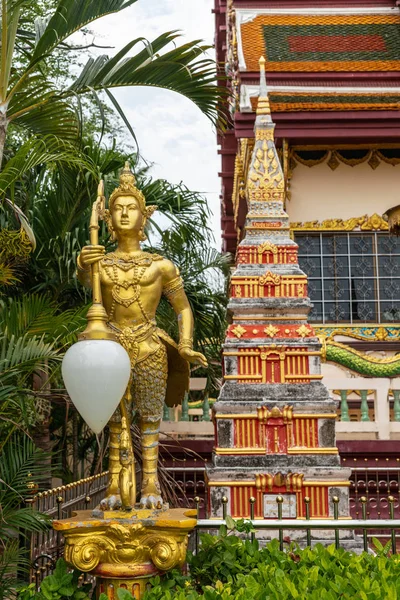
[104,162,157,241]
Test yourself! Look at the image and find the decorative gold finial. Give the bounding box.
[256,56,271,119]
[245,56,284,202]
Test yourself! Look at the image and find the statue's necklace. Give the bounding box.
[109,262,147,308]
[102,252,162,322]
[103,261,147,324]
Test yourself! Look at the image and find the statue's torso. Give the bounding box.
[99,251,166,362]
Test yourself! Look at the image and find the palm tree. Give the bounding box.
[1,135,230,479]
[0,0,225,197]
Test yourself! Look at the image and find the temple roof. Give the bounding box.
[215,0,400,254]
[238,12,400,72]
[244,91,400,112]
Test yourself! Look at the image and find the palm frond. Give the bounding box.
[7,72,79,142]
[141,178,213,249]
[0,539,30,598]
[0,434,50,539]
[10,97,79,140]
[0,135,95,198]
[0,332,60,386]
[0,262,19,286]
[65,32,226,127]
[32,0,138,61]
[0,294,53,337]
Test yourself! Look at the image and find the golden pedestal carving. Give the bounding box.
[53,507,197,599]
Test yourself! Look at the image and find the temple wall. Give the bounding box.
[287,162,399,222]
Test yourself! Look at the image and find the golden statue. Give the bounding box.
[77,162,207,510]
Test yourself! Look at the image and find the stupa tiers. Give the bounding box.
[207,59,352,521]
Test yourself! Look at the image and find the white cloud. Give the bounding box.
[91,0,221,245]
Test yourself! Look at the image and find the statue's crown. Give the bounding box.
[109,161,147,214]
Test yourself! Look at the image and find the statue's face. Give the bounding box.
[111,195,144,235]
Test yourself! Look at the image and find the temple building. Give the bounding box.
[207,59,356,524]
[213,0,400,447]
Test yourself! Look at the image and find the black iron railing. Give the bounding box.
[194,495,400,555]
[29,472,108,587]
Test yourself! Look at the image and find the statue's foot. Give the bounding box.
[139,479,163,509]
[139,493,163,510]
[99,494,122,511]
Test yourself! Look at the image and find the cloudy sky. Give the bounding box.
[91,0,221,246]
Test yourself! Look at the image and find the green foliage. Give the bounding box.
[1,0,225,212]
[17,559,92,600]
[0,434,51,598]
[0,135,95,197]
[141,533,400,600]
[0,434,50,540]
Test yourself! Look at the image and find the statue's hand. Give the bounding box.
[179,348,208,368]
[79,245,105,268]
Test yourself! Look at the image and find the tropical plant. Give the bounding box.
[0,0,225,197]
[20,534,400,600]
[141,532,400,600]
[17,559,92,600]
[0,434,50,598]
[1,135,229,480]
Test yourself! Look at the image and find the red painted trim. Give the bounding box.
[233,110,400,143]
[338,440,400,454]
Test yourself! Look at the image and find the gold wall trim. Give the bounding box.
[303,481,350,487]
[207,480,350,487]
[285,374,323,380]
[290,213,388,232]
[214,447,266,455]
[288,448,339,455]
[293,413,337,419]
[223,351,320,357]
[233,316,308,321]
[207,481,254,487]
[223,375,263,380]
[214,413,337,420]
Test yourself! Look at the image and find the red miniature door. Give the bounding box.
[265,417,287,454]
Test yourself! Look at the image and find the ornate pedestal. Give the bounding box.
[53,507,196,599]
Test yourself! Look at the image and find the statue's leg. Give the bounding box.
[101,409,122,510]
[139,416,162,508]
[132,344,168,509]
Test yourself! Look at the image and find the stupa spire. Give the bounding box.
[246,56,284,203]
[256,56,272,120]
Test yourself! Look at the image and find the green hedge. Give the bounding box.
[143,527,400,600]
[18,526,400,600]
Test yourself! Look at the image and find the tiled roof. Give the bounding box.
[240,14,400,72]
[249,92,400,111]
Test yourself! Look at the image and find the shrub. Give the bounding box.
[143,529,400,600]
[19,531,400,599]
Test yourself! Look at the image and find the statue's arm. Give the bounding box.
[76,253,92,289]
[161,260,207,368]
[161,260,193,346]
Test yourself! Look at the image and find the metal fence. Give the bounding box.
[28,474,400,591]
[194,495,400,555]
[29,472,108,587]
